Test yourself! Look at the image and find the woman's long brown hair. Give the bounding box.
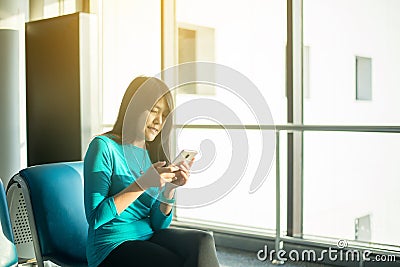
[104,76,174,164]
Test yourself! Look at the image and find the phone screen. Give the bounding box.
[172,150,198,165]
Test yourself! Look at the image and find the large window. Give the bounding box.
[303,132,400,246]
[303,0,400,247]
[303,0,400,125]
[101,0,162,128]
[173,0,287,232]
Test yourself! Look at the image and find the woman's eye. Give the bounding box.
[151,109,157,113]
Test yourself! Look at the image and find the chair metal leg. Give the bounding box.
[7,175,45,267]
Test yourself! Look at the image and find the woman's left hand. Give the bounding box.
[161,159,194,205]
[167,158,194,189]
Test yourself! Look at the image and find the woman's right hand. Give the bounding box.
[136,161,179,190]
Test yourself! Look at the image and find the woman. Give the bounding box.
[84,77,219,267]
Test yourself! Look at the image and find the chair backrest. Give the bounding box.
[12,162,88,267]
[0,179,18,267]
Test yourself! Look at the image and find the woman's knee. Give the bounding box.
[195,230,214,243]
[182,229,216,249]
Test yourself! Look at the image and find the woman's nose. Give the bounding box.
[154,113,162,124]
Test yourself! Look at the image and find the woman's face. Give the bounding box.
[145,97,169,142]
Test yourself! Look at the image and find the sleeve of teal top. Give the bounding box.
[84,137,118,230]
[150,200,173,231]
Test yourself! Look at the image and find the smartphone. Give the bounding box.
[172,149,198,166]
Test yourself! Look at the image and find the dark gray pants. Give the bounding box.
[99,228,220,267]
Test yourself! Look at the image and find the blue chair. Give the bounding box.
[7,162,88,267]
[0,179,18,267]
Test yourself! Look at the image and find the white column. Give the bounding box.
[0,29,20,186]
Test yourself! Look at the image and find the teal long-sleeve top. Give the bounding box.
[84,135,173,267]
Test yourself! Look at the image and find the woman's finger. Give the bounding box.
[177,163,189,173]
[187,158,195,169]
[160,173,176,180]
[163,177,176,183]
[158,166,179,173]
[172,172,188,186]
[175,170,188,181]
[153,161,166,168]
